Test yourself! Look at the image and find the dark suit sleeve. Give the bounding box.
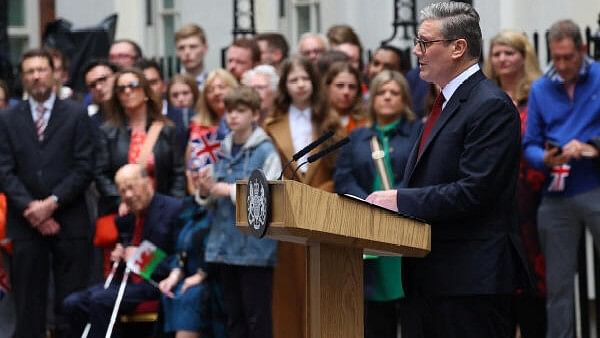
[333,132,370,199]
[396,97,520,223]
[0,111,34,211]
[51,110,94,206]
[166,126,186,198]
[94,128,119,207]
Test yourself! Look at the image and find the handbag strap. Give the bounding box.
[370,135,392,190]
[137,121,164,166]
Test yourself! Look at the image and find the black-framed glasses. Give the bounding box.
[413,37,458,53]
[86,75,111,89]
[116,80,141,93]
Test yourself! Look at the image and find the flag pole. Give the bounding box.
[81,261,120,338]
[105,266,130,338]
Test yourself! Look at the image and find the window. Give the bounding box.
[7,0,35,67]
[159,0,179,77]
[293,0,321,41]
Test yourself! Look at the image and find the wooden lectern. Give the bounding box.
[236,180,431,338]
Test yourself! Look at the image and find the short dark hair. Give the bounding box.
[19,48,54,73]
[548,19,583,49]
[255,33,289,59]
[46,47,69,71]
[82,58,119,78]
[224,85,261,111]
[376,44,404,70]
[112,39,143,59]
[134,58,163,80]
[230,38,261,64]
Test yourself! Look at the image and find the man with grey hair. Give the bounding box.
[297,32,328,64]
[367,2,528,337]
[524,19,600,338]
[242,64,279,124]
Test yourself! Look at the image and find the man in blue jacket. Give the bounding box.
[523,19,600,338]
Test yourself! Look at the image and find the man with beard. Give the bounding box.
[0,48,94,338]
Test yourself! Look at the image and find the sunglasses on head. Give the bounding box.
[116,80,141,93]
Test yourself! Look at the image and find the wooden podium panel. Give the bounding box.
[236,180,430,338]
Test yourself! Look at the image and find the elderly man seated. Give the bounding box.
[63,164,182,338]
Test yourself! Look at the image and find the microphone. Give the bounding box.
[278,130,335,179]
[306,137,350,164]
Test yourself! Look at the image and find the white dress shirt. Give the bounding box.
[441,63,480,110]
[288,105,313,173]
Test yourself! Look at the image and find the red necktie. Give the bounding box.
[418,93,445,156]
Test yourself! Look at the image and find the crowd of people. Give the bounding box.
[0,2,599,338]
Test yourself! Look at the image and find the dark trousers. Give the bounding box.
[364,299,399,338]
[400,295,515,338]
[11,237,91,338]
[62,278,158,338]
[514,294,546,338]
[217,264,274,338]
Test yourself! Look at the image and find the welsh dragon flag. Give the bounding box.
[127,240,167,281]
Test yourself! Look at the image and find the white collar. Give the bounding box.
[289,105,311,117]
[441,63,480,108]
[28,92,56,113]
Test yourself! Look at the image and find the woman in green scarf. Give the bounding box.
[334,70,422,338]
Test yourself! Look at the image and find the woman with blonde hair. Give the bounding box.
[484,31,542,106]
[334,69,421,338]
[485,31,546,338]
[186,69,239,193]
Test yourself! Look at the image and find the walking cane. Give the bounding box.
[104,265,131,338]
[81,261,120,338]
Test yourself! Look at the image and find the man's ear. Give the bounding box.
[451,39,468,60]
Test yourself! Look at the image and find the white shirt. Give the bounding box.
[29,93,56,130]
[288,105,313,172]
[441,63,480,110]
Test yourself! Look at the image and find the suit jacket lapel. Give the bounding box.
[406,71,486,183]
[16,102,40,142]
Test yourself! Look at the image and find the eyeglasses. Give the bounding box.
[22,67,51,76]
[86,75,111,89]
[413,37,458,53]
[116,80,141,93]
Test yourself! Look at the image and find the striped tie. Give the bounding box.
[35,105,46,141]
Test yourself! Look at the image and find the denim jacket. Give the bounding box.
[204,127,281,267]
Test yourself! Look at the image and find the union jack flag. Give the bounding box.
[548,164,570,192]
[189,129,221,171]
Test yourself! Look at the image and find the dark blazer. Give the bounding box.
[397,71,530,296]
[0,99,94,240]
[165,105,193,153]
[334,120,422,198]
[116,193,183,279]
[95,121,186,215]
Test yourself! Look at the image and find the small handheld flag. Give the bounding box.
[127,240,167,281]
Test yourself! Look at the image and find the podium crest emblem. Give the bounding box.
[246,169,271,238]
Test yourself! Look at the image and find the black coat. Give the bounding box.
[95,121,185,215]
[397,71,531,296]
[0,99,94,240]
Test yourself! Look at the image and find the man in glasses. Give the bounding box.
[298,33,328,65]
[83,59,118,128]
[0,48,94,338]
[367,2,528,337]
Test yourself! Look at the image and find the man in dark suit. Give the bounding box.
[367,3,528,338]
[63,164,182,338]
[0,48,95,338]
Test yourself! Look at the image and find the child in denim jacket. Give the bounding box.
[198,86,281,338]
